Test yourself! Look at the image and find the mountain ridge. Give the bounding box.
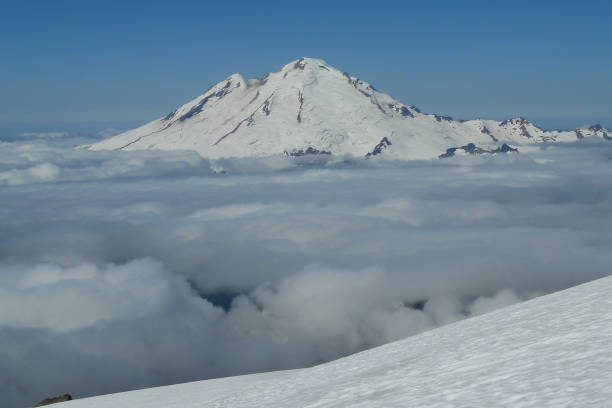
[87,58,611,159]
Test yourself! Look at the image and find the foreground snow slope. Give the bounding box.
[62,274,612,408]
[88,58,611,159]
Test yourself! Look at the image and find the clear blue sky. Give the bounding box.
[1,0,611,131]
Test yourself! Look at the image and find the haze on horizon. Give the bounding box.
[1,0,611,133]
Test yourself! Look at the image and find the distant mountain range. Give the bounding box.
[87,58,611,159]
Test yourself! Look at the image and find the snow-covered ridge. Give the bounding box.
[61,274,612,407]
[88,57,611,159]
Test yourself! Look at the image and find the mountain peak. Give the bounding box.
[88,58,611,159]
[500,117,531,126]
[282,57,330,70]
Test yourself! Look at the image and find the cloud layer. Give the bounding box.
[1,136,611,406]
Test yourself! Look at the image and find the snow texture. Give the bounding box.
[87,58,611,159]
[62,274,612,408]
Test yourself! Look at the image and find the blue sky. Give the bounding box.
[1,0,611,131]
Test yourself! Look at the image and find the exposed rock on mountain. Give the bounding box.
[439,143,519,158]
[36,394,72,406]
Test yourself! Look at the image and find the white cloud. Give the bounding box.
[469,289,522,317]
[0,259,219,332]
[1,136,612,406]
[95,128,123,139]
[0,162,60,185]
[190,203,269,221]
[19,131,70,138]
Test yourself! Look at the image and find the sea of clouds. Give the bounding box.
[1,132,611,406]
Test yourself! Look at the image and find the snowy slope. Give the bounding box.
[87,58,611,160]
[61,274,612,407]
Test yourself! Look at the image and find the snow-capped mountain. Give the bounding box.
[60,274,612,407]
[88,58,611,159]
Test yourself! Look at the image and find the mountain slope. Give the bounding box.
[61,274,612,407]
[87,58,610,159]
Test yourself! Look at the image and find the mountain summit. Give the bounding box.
[88,58,610,159]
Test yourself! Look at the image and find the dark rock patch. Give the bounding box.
[294,57,306,70]
[248,91,260,105]
[434,115,453,122]
[439,147,458,158]
[439,143,518,158]
[36,394,72,406]
[387,104,414,118]
[297,91,304,123]
[462,143,480,154]
[500,119,533,138]
[493,143,519,153]
[286,147,332,156]
[520,125,532,139]
[262,98,271,116]
[214,94,275,144]
[500,117,530,127]
[342,72,362,88]
[179,81,232,122]
[218,118,246,139]
[575,130,584,139]
[366,137,392,157]
[117,122,173,150]
[373,100,387,115]
[399,106,413,117]
[163,109,177,121]
[589,124,603,132]
[481,125,498,142]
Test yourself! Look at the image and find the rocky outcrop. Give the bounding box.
[285,147,331,156]
[434,114,453,122]
[366,137,392,157]
[36,394,72,406]
[179,81,233,122]
[297,91,304,123]
[387,104,414,118]
[481,125,498,142]
[493,143,519,153]
[439,143,518,158]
